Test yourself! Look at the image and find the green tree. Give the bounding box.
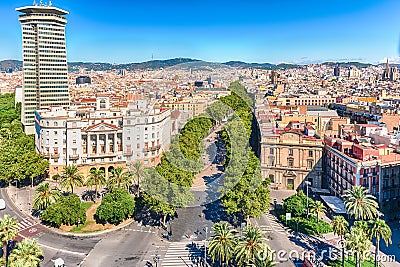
[343,186,379,220]
[310,201,326,221]
[107,166,131,191]
[282,191,312,218]
[208,222,237,265]
[130,161,145,197]
[234,225,266,266]
[59,165,84,194]
[331,216,348,267]
[41,194,86,228]
[368,218,392,267]
[32,182,61,210]
[0,215,19,266]
[86,168,106,202]
[95,188,135,225]
[345,226,372,267]
[141,167,193,221]
[9,238,43,267]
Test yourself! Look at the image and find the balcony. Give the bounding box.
[69,155,79,160]
[143,145,161,152]
[124,150,133,155]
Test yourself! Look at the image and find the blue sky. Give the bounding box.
[1,0,400,64]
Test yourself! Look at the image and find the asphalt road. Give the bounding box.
[0,188,166,267]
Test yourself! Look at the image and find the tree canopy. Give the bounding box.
[0,94,48,185]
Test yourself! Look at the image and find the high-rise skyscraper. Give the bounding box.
[16,3,70,134]
[333,65,340,77]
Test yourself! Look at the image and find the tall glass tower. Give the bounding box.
[16,3,70,134]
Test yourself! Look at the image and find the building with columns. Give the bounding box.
[34,97,171,178]
[260,121,324,190]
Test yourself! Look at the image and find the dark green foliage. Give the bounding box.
[0,94,48,184]
[141,115,213,216]
[282,191,313,218]
[95,189,135,225]
[178,117,213,161]
[219,82,270,219]
[41,194,86,228]
[280,215,331,235]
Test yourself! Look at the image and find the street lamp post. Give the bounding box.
[27,189,31,207]
[204,226,208,267]
[305,181,311,218]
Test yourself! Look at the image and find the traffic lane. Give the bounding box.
[41,247,86,267]
[81,229,156,267]
[37,231,102,255]
[0,188,27,221]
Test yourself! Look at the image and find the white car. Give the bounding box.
[0,199,5,210]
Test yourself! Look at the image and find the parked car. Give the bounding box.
[0,199,5,210]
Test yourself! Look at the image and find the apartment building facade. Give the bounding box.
[34,97,171,177]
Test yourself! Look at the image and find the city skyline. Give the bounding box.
[0,0,400,64]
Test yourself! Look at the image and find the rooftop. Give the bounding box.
[16,5,69,16]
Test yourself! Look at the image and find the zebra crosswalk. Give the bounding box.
[17,218,37,232]
[160,242,204,267]
[264,213,287,234]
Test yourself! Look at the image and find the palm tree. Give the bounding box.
[253,244,275,267]
[130,161,145,197]
[331,216,349,267]
[107,167,131,191]
[208,222,237,266]
[32,182,61,210]
[368,219,392,267]
[60,165,84,194]
[309,201,326,221]
[234,225,266,266]
[9,238,43,267]
[0,215,19,266]
[346,226,372,267]
[343,186,379,220]
[86,168,106,201]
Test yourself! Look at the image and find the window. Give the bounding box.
[288,158,294,167]
[54,121,58,126]
[54,131,58,135]
[72,139,77,144]
[269,174,275,183]
[308,150,313,157]
[307,160,313,169]
[268,156,274,166]
[137,144,140,149]
[152,133,155,138]
[145,127,148,131]
[288,148,293,156]
[270,148,274,154]
[127,137,130,140]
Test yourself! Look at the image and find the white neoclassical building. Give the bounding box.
[34,97,171,177]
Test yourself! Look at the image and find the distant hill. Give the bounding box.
[322,61,373,68]
[167,61,230,71]
[0,60,22,71]
[0,58,378,72]
[224,61,278,69]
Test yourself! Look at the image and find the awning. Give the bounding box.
[320,195,347,214]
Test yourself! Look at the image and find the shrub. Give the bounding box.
[95,188,135,225]
[41,194,86,228]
